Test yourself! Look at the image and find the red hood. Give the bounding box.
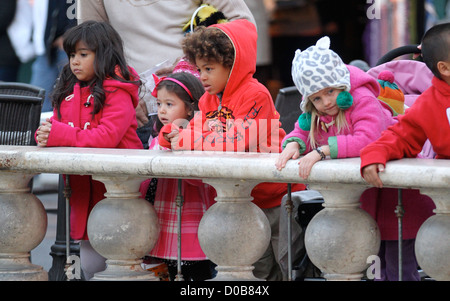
[211,19,257,100]
[103,66,141,108]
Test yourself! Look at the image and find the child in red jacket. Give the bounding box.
[361,23,450,280]
[361,26,450,175]
[158,19,306,280]
[36,21,143,279]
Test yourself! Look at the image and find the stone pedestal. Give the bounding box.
[88,176,160,281]
[0,171,48,281]
[415,188,450,281]
[198,179,270,281]
[305,184,380,280]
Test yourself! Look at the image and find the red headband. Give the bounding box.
[151,74,193,99]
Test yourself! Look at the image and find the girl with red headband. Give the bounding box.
[140,72,217,281]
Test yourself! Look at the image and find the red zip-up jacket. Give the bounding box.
[360,76,450,240]
[360,76,450,166]
[159,19,305,208]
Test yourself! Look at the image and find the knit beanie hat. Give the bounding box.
[292,36,353,131]
[292,36,351,113]
[377,70,405,116]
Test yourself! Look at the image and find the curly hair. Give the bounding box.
[182,25,234,68]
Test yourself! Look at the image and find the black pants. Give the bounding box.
[167,260,216,281]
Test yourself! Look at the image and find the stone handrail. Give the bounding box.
[0,145,449,281]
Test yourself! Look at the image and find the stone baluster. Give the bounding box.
[87,176,160,281]
[305,183,380,280]
[198,179,271,281]
[415,188,450,281]
[0,171,48,281]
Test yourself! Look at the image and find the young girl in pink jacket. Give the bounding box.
[35,21,143,279]
[276,36,434,281]
[275,36,394,178]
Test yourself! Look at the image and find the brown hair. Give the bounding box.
[154,72,204,132]
[182,25,234,68]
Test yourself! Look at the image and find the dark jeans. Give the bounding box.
[377,239,421,281]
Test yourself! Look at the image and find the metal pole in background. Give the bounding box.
[48,175,81,281]
[175,179,184,281]
[396,189,404,281]
[63,176,72,281]
[285,183,293,281]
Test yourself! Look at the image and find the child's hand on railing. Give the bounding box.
[362,163,385,188]
[275,142,300,171]
[36,119,52,147]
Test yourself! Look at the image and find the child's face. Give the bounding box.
[156,87,191,127]
[69,41,96,83]
[309,87,343,116]
[195,57,231,95]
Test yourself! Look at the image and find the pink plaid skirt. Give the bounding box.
[146,178,216,260]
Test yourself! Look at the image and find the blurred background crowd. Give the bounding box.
[2,0,450,103]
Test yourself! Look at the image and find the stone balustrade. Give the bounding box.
[0,145,449,281]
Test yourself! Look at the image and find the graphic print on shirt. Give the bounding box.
[203,100,263,145]
[205,106,234,133]
[204,101,262,136]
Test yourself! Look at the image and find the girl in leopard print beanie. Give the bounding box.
[275,36,395,179]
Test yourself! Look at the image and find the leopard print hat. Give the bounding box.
[291,36,351,112]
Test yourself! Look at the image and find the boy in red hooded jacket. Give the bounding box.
[361,22,450,280]
[158,19,305,280]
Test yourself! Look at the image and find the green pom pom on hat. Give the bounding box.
[298,112,311,131]
[336,90,353,110]
[298,91,353,132]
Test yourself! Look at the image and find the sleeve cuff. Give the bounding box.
[47,120,76,147]
[282,137,306,154]
[328,136,338,159]
[157,124,174,149]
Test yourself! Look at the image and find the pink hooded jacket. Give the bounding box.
[283,65,395,158]
[47,67,142,149]
[44,67,143,240]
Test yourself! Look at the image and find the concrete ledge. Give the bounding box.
[0,145,449,190]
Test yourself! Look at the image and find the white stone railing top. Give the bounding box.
[1,145,449,190]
